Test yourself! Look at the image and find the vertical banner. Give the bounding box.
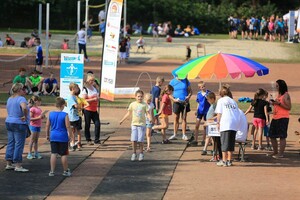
[100,0,123,101]
[60,53,84,99]
[288,11,295,41]
[297,10,300,33]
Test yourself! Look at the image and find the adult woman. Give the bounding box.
[82,73,100,145]
[169,76,192,141]
[268,79,291,159]
[215,85,240,167]
[5,83,30,172]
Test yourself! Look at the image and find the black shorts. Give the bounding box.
[196,113,207,120]
[220,130,236,152]
[269,118,289,139]
[70,117,82,130]
[36,58,43,65]
[173,102,190,115]
[50,142,69,156]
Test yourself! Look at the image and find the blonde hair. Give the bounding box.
[11,83,24,94]
[156,76,165,83]
[144,93,152,101]
[29,95,41,105]
[69,82,79,91]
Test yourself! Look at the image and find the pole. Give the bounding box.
[38,4,42,36]
[45,3,49,68]
[85,0,89,43]
[123,0,126,37]
[77,1,80,32]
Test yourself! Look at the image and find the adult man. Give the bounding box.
[42,72,59,96]
[169,76,192,141]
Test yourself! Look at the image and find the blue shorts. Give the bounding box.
[146,123,153,128]
[196,113,207,121]
[131,125,146,142]
[29,125,41,133]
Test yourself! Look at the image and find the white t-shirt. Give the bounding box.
[77,30,86,44]
[98,10,106,21]
[215,96,240,132]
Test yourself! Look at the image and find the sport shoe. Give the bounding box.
[15,167,29,172]
[131,153,137,161]
[49,171,55,176]
[226,160,233,166]
[27,153,34,160]
[216,160,227,167]
[5,164,15,170]
[201,150,207,155]
[182,134,188,141]
[87,140,94,145]
[62,169,71,177]
[162,139,172,144]
[138,153,144,161]
[35,152,43,159]
[169,134,177,140]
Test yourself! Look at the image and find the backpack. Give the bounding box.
[253,19,259,28]
[229,19,235,27]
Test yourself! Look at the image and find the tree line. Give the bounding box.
[0,0,298,33]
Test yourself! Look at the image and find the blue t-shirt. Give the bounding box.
[67,95,79,122]
[169,78,190,101]
[36,45,43,59]
[6,96,30,124]
[44,78,58,88]
[196,90,211,114]
[49,111,69,142]
[151,85,161,109]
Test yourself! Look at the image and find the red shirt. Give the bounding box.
[161,94,172,115]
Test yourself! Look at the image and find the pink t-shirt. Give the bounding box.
[30,106,42,127]
[161,94,172,115]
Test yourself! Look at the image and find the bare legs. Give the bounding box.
[271,138,286,156]
[50,154,69,172]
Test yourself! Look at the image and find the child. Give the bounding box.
[35,38,43,74]
[125,36,131,61]
[205,92,222,161]
[191,81,211,149]
[61,39,69,50]
[66,83,81,151]
[136,36,145,53]
[263,91,272,151]
[144,93,155,152]
[46,97,72,176]
[245,88,269,150]
[186,45,191,61]
[151,76,165,124]
[119,38,127,63]
[152,85,174,144]
[27,95,45,159]
[120,90,152,161]
[74,87,89,150]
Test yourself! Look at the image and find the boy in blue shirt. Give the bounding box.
[35,38,43,74]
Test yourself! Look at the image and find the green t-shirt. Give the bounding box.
[13,75,26,85]
[29,76,42,87]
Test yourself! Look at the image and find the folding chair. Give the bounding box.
[196,43,206,57]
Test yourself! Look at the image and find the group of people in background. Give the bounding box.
[228,14,290,42]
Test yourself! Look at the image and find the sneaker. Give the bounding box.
[226,160,233,166]
[201,150,207,155]
[216,160,227,167]
[14,167,29,172]
[27,153,34,160]
[162,139,172,144]
[200,140,205,146]
[169,134,177,140]
[49,171,55,177]
[131,153,137,161]
[5,164,15,170]
[138,153,144,161]
[35,153,43,159]
[62,169,72,177]
[87,140,94,145]
[182,134,188,141]
[188,135,195,142]
[94,140,101,144]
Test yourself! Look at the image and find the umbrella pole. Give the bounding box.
[219,81,221,91]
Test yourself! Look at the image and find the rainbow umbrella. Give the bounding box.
[172,53,269,80]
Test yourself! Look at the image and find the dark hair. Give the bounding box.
[276,79,288,95]
[135,89,144,96]
[55,97,66,108]
[219,84,232,98]
[19,67,26,72]
[207,92,216,100]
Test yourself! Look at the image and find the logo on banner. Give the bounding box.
[66,64,78,76]
[63,55,81,62]
[104,60,114,66]
[109,3,120,17]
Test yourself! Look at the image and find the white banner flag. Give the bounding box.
[297,10,300,33]
[100,0,123,101]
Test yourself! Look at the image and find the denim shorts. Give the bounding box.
[29,125,41,133]
[146,123,153,128]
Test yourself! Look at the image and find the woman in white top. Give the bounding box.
[215,85,240,167]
